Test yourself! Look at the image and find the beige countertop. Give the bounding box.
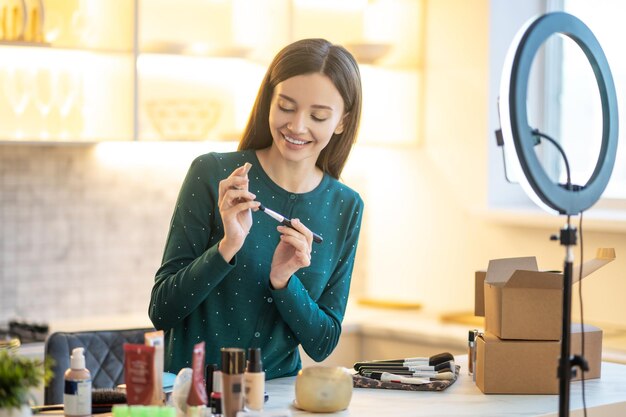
[265,356,626,417]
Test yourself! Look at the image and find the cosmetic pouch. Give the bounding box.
[352,365,460,392]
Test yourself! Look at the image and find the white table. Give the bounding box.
[263,356,626,416]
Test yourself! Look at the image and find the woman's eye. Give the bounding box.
[311,114,327,122]
[278,105,294,113]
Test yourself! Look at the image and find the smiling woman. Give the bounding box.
[262,73,347,192]
[149,39,365,385]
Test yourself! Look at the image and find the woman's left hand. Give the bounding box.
[269,218,313,289]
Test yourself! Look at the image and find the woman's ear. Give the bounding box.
[334,113,349,135]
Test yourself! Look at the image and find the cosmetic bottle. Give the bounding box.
[220,348,245,417]
[468,329,477,377]
[205,364,217,408]
[64,347,92,417]
[210,370,223,417]
[244,348,265,411]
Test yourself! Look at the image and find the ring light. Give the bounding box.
[498,12,619,215]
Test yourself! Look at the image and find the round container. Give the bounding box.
[294,366,353,413]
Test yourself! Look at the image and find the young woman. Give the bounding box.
[149,38,364,379]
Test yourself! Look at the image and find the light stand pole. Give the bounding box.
[554,222,588,417]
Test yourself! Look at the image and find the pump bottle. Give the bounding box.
[64,347,92,417]
[244,348,264,411]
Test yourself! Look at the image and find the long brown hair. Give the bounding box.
[237,38,362,179]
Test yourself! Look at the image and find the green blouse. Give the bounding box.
[149,150,364,379]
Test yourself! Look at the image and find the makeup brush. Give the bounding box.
[354,352,454,369]
[364,371,431,386]
[362,370,455,381]
[258,204,323,244]
[354,359,455,373]
[30,388,127,414]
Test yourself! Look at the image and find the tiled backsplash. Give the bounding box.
[0,144,185,325]
[0,143,367,327]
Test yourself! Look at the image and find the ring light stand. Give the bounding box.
[498,12,618,417]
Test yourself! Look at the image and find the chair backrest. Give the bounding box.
[44,328,154,405]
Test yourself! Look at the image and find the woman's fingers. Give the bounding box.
[218,163,253,202]
[236,162,252,175]
[282,218,314,246]
[277,219,313,260]
[219,177,249,200]
[220,189,256,208]
[222,199,261,216]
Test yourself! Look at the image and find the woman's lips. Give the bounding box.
[283,133,311,146]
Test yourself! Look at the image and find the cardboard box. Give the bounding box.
[475,324,603,394]
[482,248,615,340]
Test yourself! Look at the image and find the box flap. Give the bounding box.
[486,257,538,285]
[479,331,500,343]
[571,323,602,334]
[572,248,616,284]
[506,270,562,289]
[474,270,487,317]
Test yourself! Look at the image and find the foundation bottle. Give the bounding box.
[244,348,264,411]
[220,348,245,417]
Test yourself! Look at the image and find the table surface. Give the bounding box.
[263,356,626,417]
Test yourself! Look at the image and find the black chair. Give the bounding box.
[44,328,154,405]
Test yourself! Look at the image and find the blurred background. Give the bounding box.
[1,0,626,365]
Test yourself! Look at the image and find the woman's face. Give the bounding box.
[268,73,346,166]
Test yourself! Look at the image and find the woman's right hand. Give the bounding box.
[217,163,260,262]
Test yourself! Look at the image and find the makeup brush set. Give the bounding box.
[353,352,457,386]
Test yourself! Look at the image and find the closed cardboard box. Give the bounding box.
[482,248,615,340]
[475,324,603,394]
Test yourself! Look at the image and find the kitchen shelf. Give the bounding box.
[0,40,51,47]
[1,0,424,145]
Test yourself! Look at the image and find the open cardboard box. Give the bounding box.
[478,248,615,340]
[475,323,603,394]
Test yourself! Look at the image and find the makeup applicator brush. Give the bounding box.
[258,204,323,244]
[364,370,455,382]
[354,352,454,370]
[354,359,455,374]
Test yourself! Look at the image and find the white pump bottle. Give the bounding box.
[64,347,92,417]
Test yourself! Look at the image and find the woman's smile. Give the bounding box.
[282,132,312,147]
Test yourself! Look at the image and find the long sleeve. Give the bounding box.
[149,155,233,331]
[271,194,364,361]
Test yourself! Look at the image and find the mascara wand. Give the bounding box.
[258,204,323,244]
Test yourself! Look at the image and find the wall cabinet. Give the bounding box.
[0,0,134,141]
[0,0,423,144]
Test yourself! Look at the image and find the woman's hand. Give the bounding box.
[269,218,313,289]
[217,163,260,262]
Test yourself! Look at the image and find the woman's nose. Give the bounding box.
[287,112,307,133]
